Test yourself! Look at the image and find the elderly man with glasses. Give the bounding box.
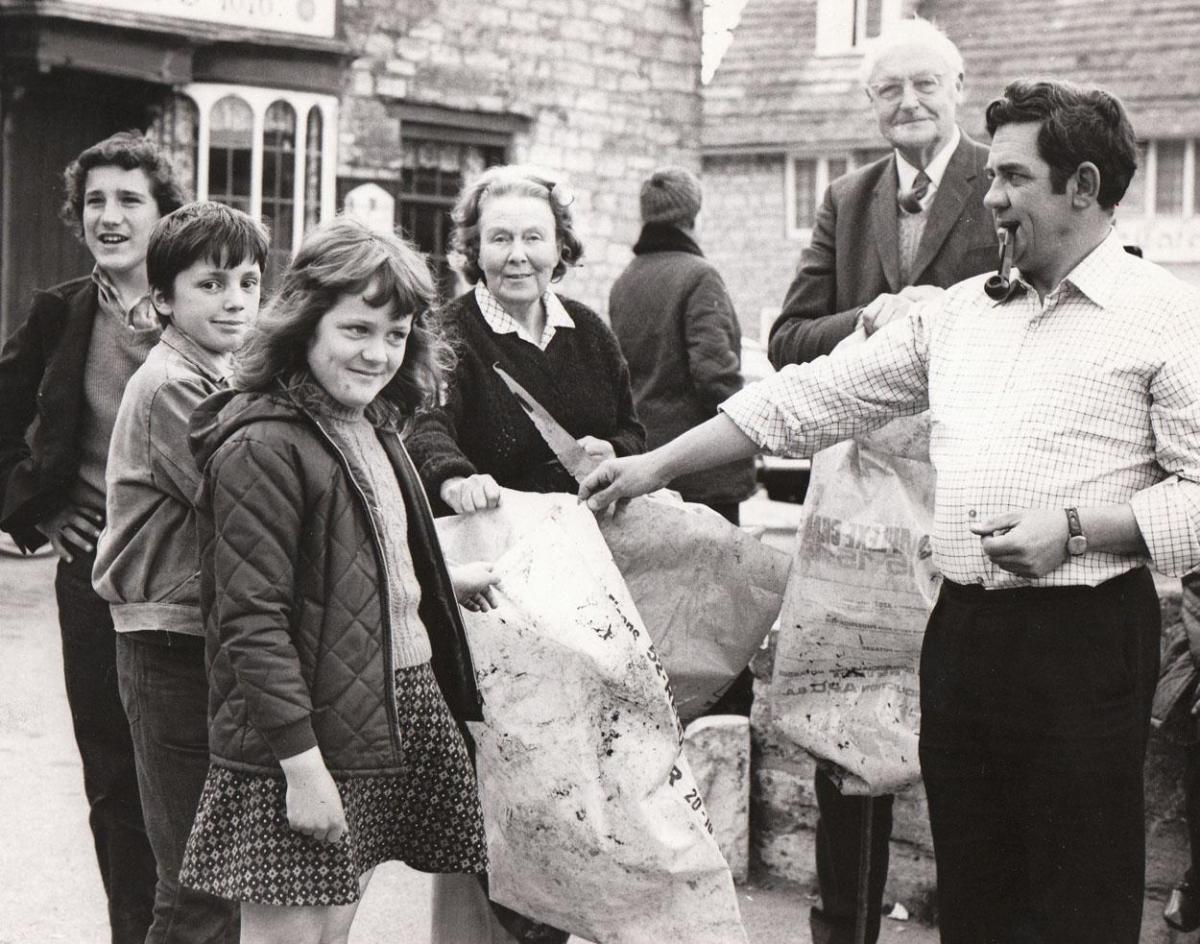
[766,17,998,944]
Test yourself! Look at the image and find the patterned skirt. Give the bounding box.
[179,662,488,906]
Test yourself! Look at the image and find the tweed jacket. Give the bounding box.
[189,386,482,776]
[768,132,998,368]
[0,276,102,550]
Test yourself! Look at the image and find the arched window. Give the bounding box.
[305,106,324,232]
[208,96,254,212]
[262,100,297,251]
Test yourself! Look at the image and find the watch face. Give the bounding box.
[1067,535,1088,556]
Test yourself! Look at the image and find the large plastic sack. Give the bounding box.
[437,494,748,944]
[598,493,791,720]
[442,488,790,722]
[769,324,939,795]
[770,436,939,796]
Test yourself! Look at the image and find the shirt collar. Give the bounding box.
[474,281,574,350]
[92,265,157,331]
[160,324,234,385]
[895,125,962,193]
[1057,228,1131,309]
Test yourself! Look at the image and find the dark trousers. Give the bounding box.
[809,771,893,944]
[55,553,156,944]
[919,569,1159,944]
[115,633,239,944]
[1184,738,1200,882]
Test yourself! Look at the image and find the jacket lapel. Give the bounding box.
[40,280,100,459]
[909,136,979,283]
[871,159,902,292]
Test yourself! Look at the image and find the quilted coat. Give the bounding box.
[189,386,483,777]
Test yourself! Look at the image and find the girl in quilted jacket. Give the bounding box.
[178,217,497,944]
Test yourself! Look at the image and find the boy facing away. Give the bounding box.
[93,201,269,944]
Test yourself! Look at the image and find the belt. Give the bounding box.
[940,567,1151,609]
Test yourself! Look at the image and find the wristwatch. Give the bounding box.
[1065,507,1088,556]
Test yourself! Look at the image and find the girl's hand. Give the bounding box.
[279,747,347,842]
[450,561,500,613]
[441,474,502,514]
[578,436,616,463]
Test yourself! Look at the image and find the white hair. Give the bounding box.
[858,17,964,87]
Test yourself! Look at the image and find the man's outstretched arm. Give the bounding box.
[580,414,758,512]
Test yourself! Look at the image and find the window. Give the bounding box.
[1120,139,1198,219]
[787,151,873,236]
[399,137,505,297]
[1156,140,1187,216]
[262,101,297,278]
[1119,141,1149,216]
[208,96,254,213]
[815,0,902,55]
[180,83,337,258]
[304,107,323,231]
[343,133,506,299]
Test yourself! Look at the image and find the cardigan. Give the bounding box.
[408,290,645,510]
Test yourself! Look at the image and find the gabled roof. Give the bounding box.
[703,0,1200,152]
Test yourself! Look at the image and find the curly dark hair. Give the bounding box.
[450,164,584,285]
[60,131,188,236]
[234,216,452,421]
[985,80,1137,211]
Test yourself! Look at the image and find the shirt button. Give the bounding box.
[967,509,977,519]
[975,576,985,585]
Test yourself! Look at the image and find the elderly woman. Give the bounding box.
[410,166,642,943]
[408,164,644,515]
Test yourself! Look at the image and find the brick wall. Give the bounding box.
[701,152,801,341]
[338,0,704,315]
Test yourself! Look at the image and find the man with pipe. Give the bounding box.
[766,18,997,943]
[581,80,1200,944]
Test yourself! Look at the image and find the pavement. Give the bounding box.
[0,544,939,944]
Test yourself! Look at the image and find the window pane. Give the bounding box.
[827,158,847,184]
[1157,140,1186,215]
[262,100,297,250]
[1120,141,1148,215]
[793,159,816,229]
[208,96,253,211]
[305,107,323,230]
[1194,140,1200,217]
[861,0,883,40]
[210,96,253,146]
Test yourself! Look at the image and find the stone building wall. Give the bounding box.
[337,0,704,314]
[700,152,800,341]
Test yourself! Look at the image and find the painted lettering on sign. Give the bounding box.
[69,0,335,38]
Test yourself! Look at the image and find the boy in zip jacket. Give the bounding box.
[93,201,269,943]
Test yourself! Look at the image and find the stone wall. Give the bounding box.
[748,581,1190,933]
[337,0,704,315]
[700,151,801,341]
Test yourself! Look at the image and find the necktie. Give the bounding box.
[898,170,931,214]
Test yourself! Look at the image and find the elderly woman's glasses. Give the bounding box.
[869,74,944,102]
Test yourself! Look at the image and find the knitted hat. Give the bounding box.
[640,166,702,226]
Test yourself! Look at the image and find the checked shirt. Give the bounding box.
[724,231,1200,588]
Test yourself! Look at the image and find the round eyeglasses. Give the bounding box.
[868,74,944,102]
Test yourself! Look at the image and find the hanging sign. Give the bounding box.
[68,0,336,39]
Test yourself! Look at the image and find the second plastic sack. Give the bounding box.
[770,437,939,795]
[437,493,748,944]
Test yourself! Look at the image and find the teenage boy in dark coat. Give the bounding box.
[0,132,186,944]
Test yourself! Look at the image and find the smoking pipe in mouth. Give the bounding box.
[984,222,1020,301]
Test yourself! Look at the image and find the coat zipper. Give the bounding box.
[306,414,404,758]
